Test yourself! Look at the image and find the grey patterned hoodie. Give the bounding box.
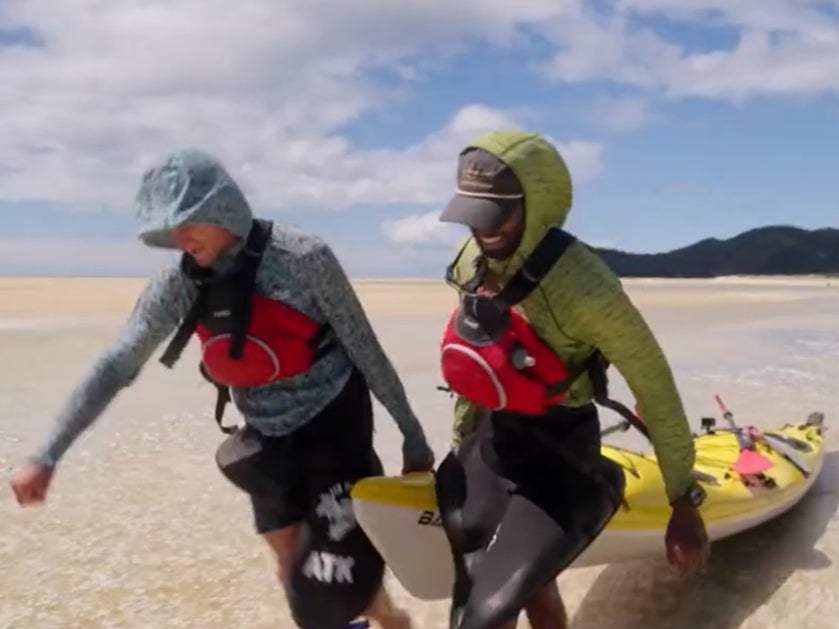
[29,148,433,470]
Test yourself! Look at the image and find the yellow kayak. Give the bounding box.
[350,410,827,601]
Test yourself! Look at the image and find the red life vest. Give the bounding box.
[194,289,329,388]
[439,228,592,415]
[160,219,334,432]
[440,305,577,415]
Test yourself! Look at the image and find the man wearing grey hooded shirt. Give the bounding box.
[10,148,434,629]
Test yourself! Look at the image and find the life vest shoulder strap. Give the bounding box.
[228,218,274,360]
[444,227,577,304]
[158,219,273,435]
[493,227,577,308]
[159,219,273,369]
[453,228,578,341]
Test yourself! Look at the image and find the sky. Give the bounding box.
[1,0,838,278]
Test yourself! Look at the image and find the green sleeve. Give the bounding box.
[452,395,482,447]
[561,252,696,502]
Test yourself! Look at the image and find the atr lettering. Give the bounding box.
[301,551,356,584]
[417,510,443,526]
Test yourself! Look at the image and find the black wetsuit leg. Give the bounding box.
[436,404,626,629]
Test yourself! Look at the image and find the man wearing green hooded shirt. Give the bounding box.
[433,130,709,629]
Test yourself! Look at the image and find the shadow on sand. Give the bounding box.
[569,451,839,629]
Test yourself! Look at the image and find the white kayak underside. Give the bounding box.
[351,453,823,601]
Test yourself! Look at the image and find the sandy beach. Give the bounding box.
[2,275,839,628]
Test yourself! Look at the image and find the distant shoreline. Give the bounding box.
[0,274,833,323]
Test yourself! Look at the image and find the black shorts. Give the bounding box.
[216,367,382,533]
[435,403,625,629]
[214,368,387,628]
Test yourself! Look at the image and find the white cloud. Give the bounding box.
[0,0,583,213]
[381,210,458,246]
[2,0,828,219]
[538,0,839,101]
[379,125,607,247]
[325,104,604,212]
[590,95,655,132]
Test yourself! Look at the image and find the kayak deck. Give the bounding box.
[350,412,827,600]
[606,417,825,530]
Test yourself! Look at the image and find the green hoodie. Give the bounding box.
[446,130,696,502]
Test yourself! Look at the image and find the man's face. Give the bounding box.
[170,224,239,267]
[471,202,525,260]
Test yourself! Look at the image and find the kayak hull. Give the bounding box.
[350,414,827,601]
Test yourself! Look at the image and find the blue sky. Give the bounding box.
[1,0,838,277]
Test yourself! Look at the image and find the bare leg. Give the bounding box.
[364,586,413,629]
[262,524,302,584]
[261,525,413,629]
[474,587,567,629]
[523,582,568,629]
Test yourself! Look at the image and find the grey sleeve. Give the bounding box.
[29,267,196,469]
[303,242,430,459]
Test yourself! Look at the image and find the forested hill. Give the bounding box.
[590,226,839,278]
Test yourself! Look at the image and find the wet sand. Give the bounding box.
[1,276,839,628]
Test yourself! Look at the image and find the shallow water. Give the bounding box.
[2,283,839,628]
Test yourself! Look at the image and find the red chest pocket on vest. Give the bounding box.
[197,294,323,388]
[439,308,574,415]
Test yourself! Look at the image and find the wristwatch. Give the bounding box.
[671,481,706,509]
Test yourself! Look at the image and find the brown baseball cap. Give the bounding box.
[439,148,524,232]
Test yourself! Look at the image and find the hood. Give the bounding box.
[456,130,573,272]
[134,148,254,250]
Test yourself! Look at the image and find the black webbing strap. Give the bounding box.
[444,227,577,305]
[208,220,272,432]
[543,351,600,400]
[586,353,651,442]
[544,349,651,442]
[441,227,651,444]
[229,220,273,360]
[457,227,578,339]
[158,220,273,434]
[198,362,235,434]
[159,293,204,369]
[492,227,577,309]
[158,219,272,368]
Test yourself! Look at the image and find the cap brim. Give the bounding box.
[439,194,511,232]
[137,226,178,249]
